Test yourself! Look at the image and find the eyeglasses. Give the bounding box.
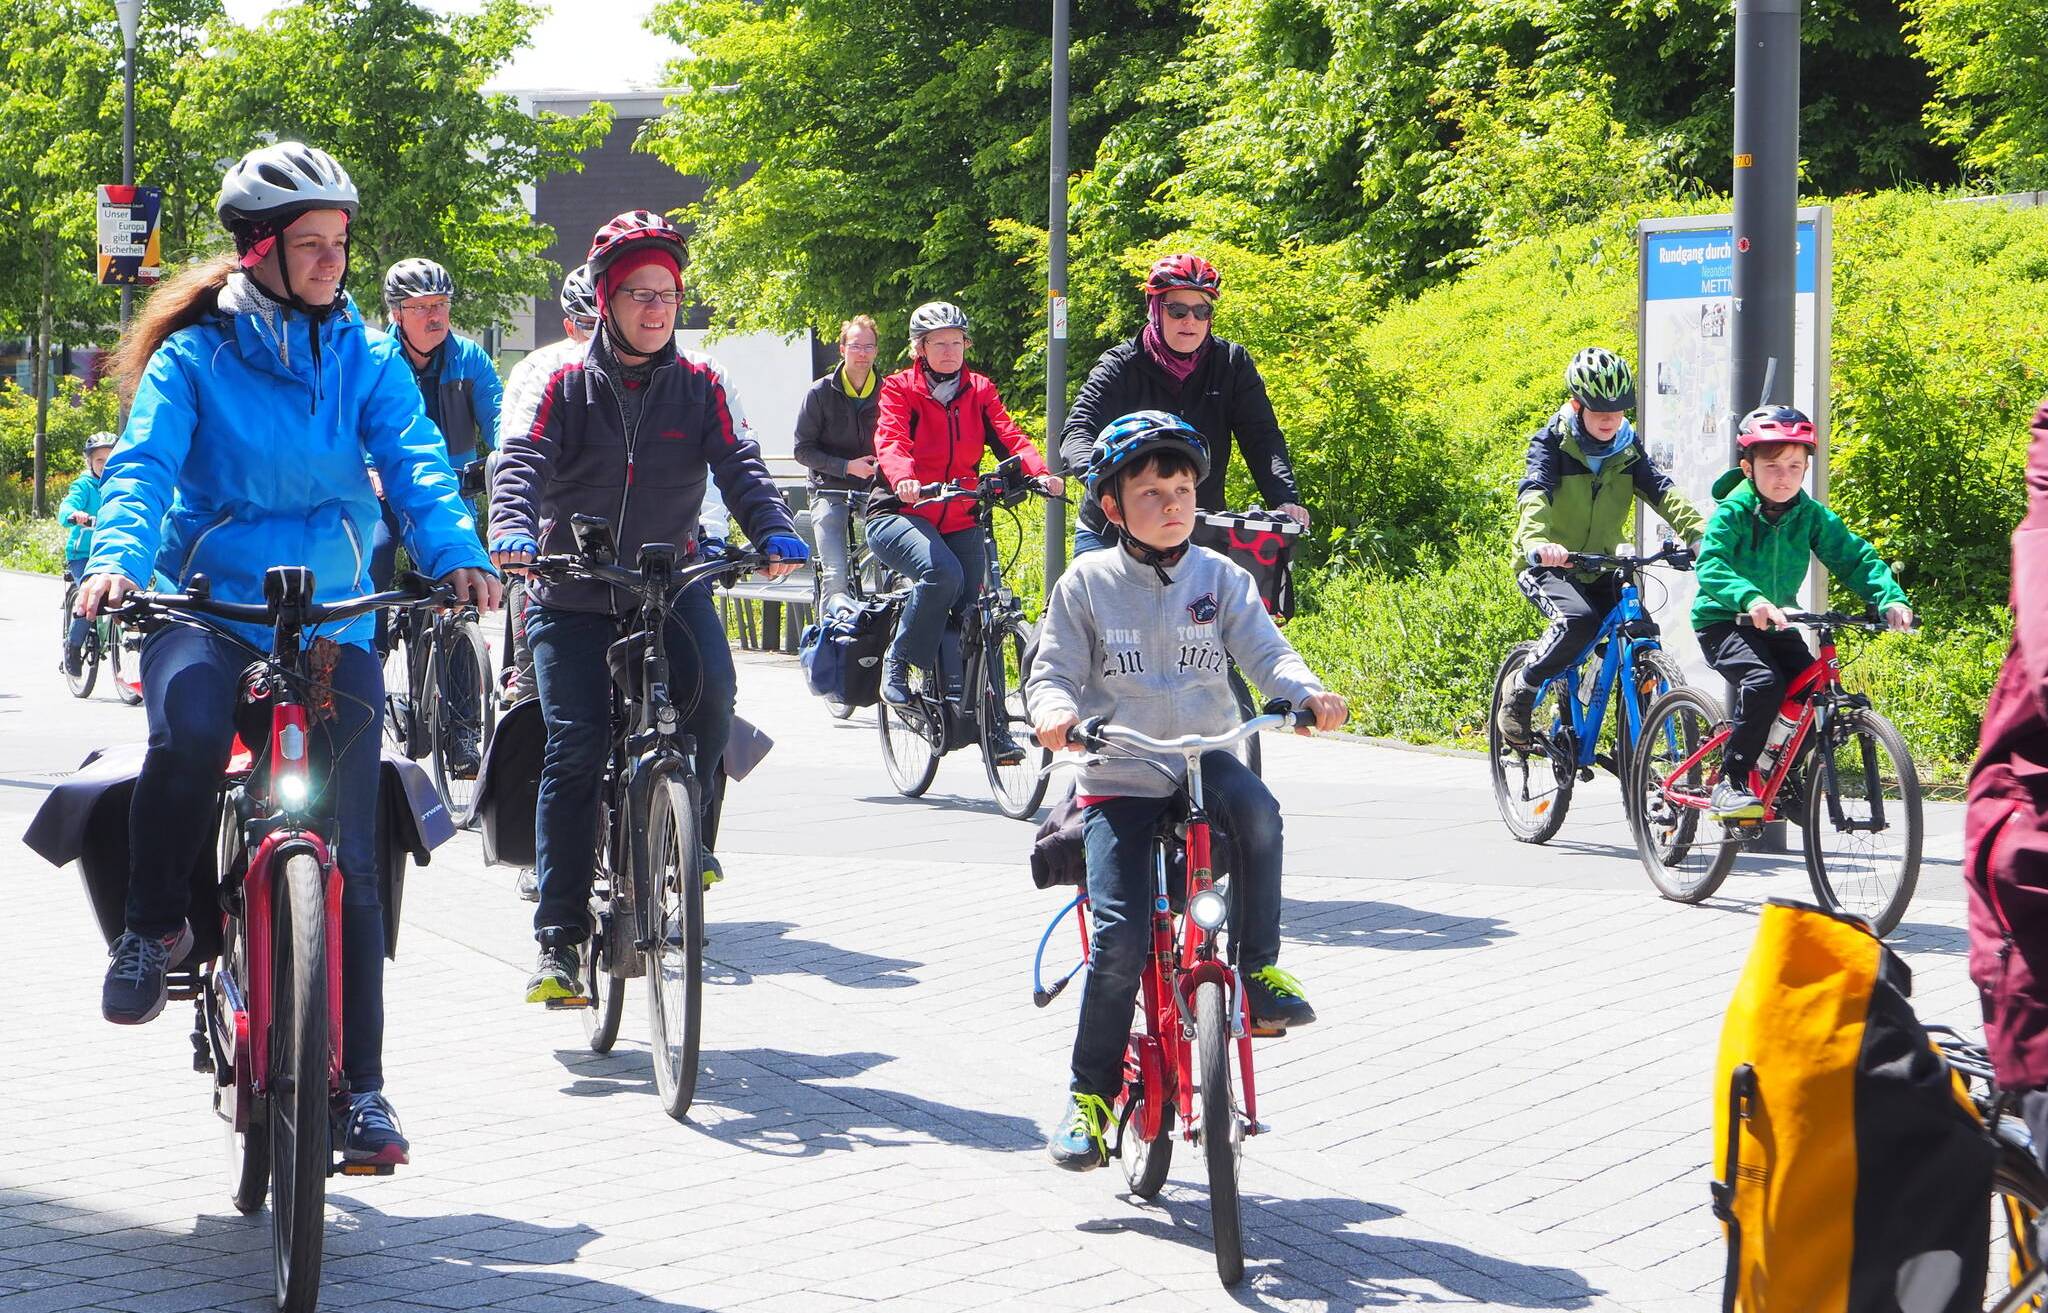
[842,340,879,353]
[616,287,684,306]
[1162,301,1214,322]
[395,299,451,316]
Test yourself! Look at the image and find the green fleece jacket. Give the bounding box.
[1510,409,1706,575]
[1691,467,1909,629]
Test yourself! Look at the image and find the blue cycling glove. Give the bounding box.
[760,533,811,564]
[491,533,538,557]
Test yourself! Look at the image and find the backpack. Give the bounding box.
[1713,899,1995,1313]
[800,596,897,708]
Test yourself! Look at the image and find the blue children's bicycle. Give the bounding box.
[1486,542,1694,844]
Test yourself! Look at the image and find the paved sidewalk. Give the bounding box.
[0,568,1978,1311]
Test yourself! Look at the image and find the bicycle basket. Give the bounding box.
[1192,510,1302,620]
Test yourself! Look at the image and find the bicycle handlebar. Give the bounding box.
[1067,704,1325,754]
[115,575,450,630]
[524,548,770,595]
[1738,607,1917,633]
[1527,542,1695,572]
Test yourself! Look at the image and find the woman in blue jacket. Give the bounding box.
[75,142,499,1167]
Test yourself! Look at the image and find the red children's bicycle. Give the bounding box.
[1629,609,1924,934]
[117,567,444,1313]
[1032,704,1322,1287]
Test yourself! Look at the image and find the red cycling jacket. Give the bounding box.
[873,366,1049,534]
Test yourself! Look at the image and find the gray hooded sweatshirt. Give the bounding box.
[1025,542,1324,798]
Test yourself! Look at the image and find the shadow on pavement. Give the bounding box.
[0,1182,711,1311]
[702,920,921,989]
[1282,898,1514,950]
[856,789,1022,820]
[1887,920,1971,955]
[1080,1190,1600,1310]
[684,1047,1044,1156]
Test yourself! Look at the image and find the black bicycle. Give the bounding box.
[381,598,494,828]
[873,456,1054,821]
[524,516,766,1121]
[1929,1027,2048,1311]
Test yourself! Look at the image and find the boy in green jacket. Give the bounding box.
[1498,348,1706,747]
[1693,405,1913,819]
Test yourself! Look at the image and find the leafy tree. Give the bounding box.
[1910,0,2048,188]
[176,0,610,332]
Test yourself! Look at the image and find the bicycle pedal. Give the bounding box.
[543,995,593,1011]
[1248,1024,1289,1039]
[1246,1120,1272,1136]
[337,1162,395,1177]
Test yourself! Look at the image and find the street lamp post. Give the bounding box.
[1043,0,1070,590]
[116,0,142,331]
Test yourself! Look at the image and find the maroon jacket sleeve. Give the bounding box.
[489,363,572,545]
[2016,400,2048,708]
[976,376,1049,477]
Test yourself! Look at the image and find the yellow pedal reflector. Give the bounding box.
[1533,799,1552,816]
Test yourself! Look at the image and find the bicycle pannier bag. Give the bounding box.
[1191,510,1301,620]
[800,596,895,708]
[1712,899,1994,1313]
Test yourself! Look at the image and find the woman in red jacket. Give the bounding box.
[1967,396,2048,1167]
[869,301,1062,713]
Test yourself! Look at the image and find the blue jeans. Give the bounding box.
[65,557,90,651]
[1070,751,1283,1099]
[526,586,734,941]
[128,626,391,1092]
[1073,526,1111,557]
[865,513,985,692]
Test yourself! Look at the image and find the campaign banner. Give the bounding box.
[97,185,163,286]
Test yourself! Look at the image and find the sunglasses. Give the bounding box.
[1162,301,1214,322]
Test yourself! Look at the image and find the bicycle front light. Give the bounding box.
[1189,888,1229,933]
[277,773,309,808]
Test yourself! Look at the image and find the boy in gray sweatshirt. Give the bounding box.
[1026,410,1347,1171]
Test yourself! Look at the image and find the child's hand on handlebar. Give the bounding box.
[1884,603,1915,633]
[1748,598,1791,631]
[1300,691,1348,734]
[1532,543,1570,568]
[1036,710,1082,752]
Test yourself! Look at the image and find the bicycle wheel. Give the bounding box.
[381,629,415,757]
[1613,649,1684,815]
[218,943,270,1213]
[979,619,1050,820]
[62,585,98,700]
[429,620,496,828]
[1195,980,1244,1286]
[1118,1076,1174,1200]
[1487,643,1572,844]
[107,619,143,705]
[268,850,330,1313]
[581,919,626,1054]
[644,774,704,1121]
[1629,687,1738,903]
[877,696,940,796]
[1989,1141,2048,1310]
[1804,707,1922,936]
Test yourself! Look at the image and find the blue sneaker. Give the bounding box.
[102,923,194,1025]
[1048,1092,1114,1171]
[340,1091,409,1166]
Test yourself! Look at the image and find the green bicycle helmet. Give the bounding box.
[1564,348,1636,411]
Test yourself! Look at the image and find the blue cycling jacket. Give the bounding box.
[366,328,502,466]
[88,274,490,650]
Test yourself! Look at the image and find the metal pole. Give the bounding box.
[1731,0,1800,853]
[119,32,137,332]
[1043,0,1070,590]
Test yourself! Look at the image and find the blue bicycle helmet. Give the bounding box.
[1086,410,1210,494]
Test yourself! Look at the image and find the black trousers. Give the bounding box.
[1516,569,1622,685]
[1699,620,1815,779]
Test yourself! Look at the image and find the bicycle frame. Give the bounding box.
[1531,563,1669,772]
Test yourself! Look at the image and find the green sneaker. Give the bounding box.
[701,851,724,891]
[1048,1092,1114,1171]
[1710,778,1765,822]
[524,943,584,1004]
[1245,964,1317,1029]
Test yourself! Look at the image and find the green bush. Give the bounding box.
[0,508,65,575]
[0,375,120,489]
[1837,610,2010,785]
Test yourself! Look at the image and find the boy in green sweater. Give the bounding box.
[1693,406,1912,819]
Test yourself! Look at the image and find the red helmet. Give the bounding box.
[587,209,685,278]
[1737,405,1818,450]
[1143,253,1221,298]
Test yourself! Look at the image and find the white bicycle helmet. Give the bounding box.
[216,142,359,229]
[908,301,970,342]
[559,264,598,321]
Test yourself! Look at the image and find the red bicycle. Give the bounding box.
[1033,704,1323,1287]
[116,567,443,1313]
[1629,609,1923,934]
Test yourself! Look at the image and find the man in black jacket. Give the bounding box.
[1061,254,1307,553]
[794,314,882,609]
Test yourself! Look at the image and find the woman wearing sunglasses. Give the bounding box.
[1061,254,1308,555]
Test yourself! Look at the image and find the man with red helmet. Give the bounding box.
[1691,404,1912,819]
[1060,253,1307,555]
[489,209,810,1002]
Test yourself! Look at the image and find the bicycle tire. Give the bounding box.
[1614,649,1684,816]
[219,933,270,1215]
[269,850,330,1313]
[1196,980,1244,1286]
[581,932,627,1055]
[380,630,416,758]
[1629,687,1738,904]
[979,619,1050,820]
[1804,707,1922,937]
[644,774,704,1121]
[107,619,143,705]
[62,585,98,700]
[1989,1140,2048,1310]
[429,619,496,828]
[1119,1080,1174,1200]
[1487,643,1572,844]
[877,696,940,796]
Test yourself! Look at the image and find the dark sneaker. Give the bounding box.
[525,942,584,1004]
[62,643,85,678]
[988,730,1027,767]
[1710,778,1766,822]
[446,729,482,779]
[1494,677,1539,750]
[1047,1092,1114,1171]
[701,851,724,891]
[1245,965,1317,1030]
[880,660,913,707]
[339,1091,410,1166]
[102,923,194,1025]
[515,867,539,903]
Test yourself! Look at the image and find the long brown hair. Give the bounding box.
[106,253,238,403]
